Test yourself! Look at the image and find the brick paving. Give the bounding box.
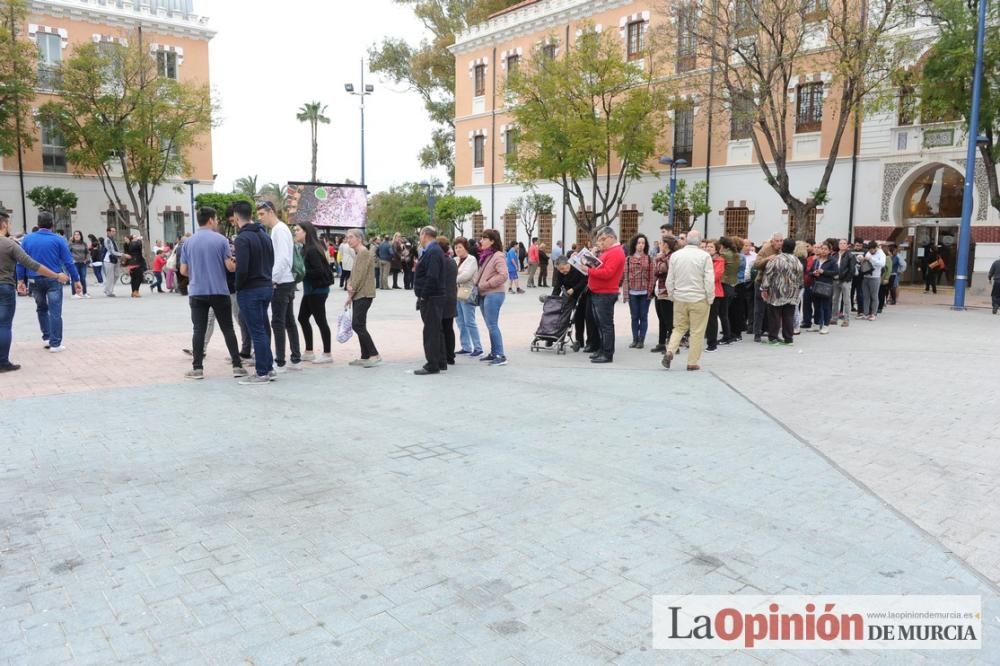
[1,284,998,663]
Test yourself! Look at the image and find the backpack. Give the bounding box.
[292,244,306,283]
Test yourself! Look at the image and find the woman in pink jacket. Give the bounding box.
[475,229,509,366]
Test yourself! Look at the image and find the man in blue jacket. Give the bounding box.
[232,201,275,384]
[16,212,82,353]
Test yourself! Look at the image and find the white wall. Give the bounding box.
[0,170,213,240]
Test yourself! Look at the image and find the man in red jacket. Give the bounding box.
[587,226,626,363]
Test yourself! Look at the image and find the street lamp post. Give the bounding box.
[344,59,375,189]
[420,181,441,228]
[659,156,689,230]
[183,178,199,234]
[953,0,989,310]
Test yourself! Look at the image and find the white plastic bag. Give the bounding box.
[336,306,354,344]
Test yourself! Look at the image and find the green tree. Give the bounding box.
[651,179,712,230]
[434,194,481,237]
[0,0,37,160]
[194,192,255,237]
[505,28,667,239]
[368,0,522,183]
[507,191,554,240]
[921,0,1000,217]
[26,185,78,213]
[39,31,214,245]
[366,182,430,236]
[233,175,258,197]
[296,101,330,183]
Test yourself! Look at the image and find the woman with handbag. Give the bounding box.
[453,237,483,357]
[809,239,838,334]
[475,229,509,366]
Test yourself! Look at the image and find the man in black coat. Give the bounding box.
[413,226,447,375]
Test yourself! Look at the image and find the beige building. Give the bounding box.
[0,0,215,241]
[451,0,1000,284]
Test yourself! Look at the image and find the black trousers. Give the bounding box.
[270,283,301,366]
[403,267,414,290]
[420,295,445,370]
[298,293,331,354]
[590,293,617,358]
[851,275,864,310]
[351,297,379,358]
[572,293,597,346]
[654,298,673,345]
[190,295,241,370]
[718,290,733,341]
[538,264,549,287]
[442,316,456,363]
[705,299,719,349]
[130,266,145,293]
[391,270,400,288]
[339,269,351,289]
[766,303,796,343]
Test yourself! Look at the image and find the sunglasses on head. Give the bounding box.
[256,201,274,211]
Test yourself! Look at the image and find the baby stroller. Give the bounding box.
[530,294,575,354]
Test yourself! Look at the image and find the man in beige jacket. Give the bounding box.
[662,230,715,371]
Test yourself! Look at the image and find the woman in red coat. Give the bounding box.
[704,239,725,352]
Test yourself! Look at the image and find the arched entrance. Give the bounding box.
[891,161,972,285]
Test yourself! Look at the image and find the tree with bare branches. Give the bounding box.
[655,0,914,238]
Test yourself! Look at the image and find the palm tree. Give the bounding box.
[233,175,258,197]
[258,182,289,221]
[296,101,330,183]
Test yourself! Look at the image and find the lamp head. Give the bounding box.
[675,159,689,168]
[364,84,375,93]
[976,134,989,147]
[658,156,673,166]
[344,83,355,93]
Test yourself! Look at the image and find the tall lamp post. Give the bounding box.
[953,0,989,310]
[183,178,199,234]
[659,156,689,230]
[344,59,375,189]
[420,181,442,228]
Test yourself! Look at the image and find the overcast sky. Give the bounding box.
[202,0,446,195]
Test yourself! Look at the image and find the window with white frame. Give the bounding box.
[37,33,61,89]
[541,43,557,60]
[505,127,518,157]
[506,54,520,79]
[730,91,755,140]
[673,106,694,164]
[41,120,67,173]
[156,50,178,79]
[474,64,486,96]
[473,135,485,169]
[163,210,184,241]
[796,82,824,133]
[626,20,646,60]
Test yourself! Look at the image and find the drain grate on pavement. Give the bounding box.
[388,441,470,462]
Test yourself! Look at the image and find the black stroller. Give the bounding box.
[530,294,576,354]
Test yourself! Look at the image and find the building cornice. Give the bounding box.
[28,0,216,41]
[451,0,631,55]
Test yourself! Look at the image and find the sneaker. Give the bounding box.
[287,361,304,371]
[312,354,333,364]
[239,374,270,385]
[301,351,316,361]
[840,320,849,327]
[49,345,67,353]
[516,289,525,294]
[819,326,830,335]
[273,365,288,374]
[267,370,277,381]
[489,355,508,366]
[704,347,717,353]
[650,344,666,353]
[72,294,81,299]
[232,366,249,378]
[84,294,91,299]
[479,353,496,362]
[767,339,782,346]
[349,358,366,366]
[470,350,484,358]
[185,369,204,380]
[868,315,877,321]
[362,356,382,368]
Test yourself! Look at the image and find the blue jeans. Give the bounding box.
[32,277,64,348]
[479,291,505,357]
[75,263,88,295]
[801,287,813,328]
[627,293,651,341]
[456,299,482,353]
[237,286,273,377]
[813,294,833,327]
[0,284,15,366]
[92,264,104,284]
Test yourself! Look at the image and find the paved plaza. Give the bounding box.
[1,285,999,664]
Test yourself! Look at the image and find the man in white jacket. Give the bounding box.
[662,230,715,371]
[858,241,886,321]
[258,201,302,371]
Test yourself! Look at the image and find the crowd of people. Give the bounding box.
[2,201,994,378]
